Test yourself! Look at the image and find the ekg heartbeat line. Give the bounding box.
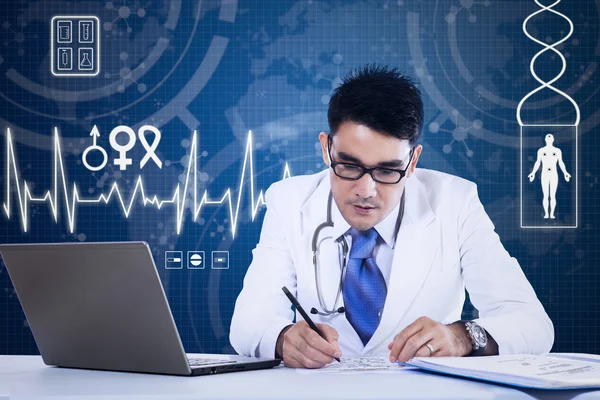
[3,128,292,237]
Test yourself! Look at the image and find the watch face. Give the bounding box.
[472,325,488,347]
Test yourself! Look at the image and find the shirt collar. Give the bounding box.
[330,193,401,249]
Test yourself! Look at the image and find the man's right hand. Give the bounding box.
[275,321,342,368]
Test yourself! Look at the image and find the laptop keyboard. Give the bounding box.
[188,358,238,366]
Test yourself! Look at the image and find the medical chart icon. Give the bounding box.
[51,16,99,76]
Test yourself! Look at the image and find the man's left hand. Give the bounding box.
[387,316,472,363]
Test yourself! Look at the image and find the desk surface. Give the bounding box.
[1,355,600,400]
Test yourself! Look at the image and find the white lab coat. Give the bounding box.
[230,168,554,358]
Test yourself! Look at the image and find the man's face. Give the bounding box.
[319,122,422,231]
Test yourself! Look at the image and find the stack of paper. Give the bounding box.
[405,353,600,390]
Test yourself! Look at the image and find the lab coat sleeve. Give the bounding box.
[229,183,296,358]
[457,181,554,355]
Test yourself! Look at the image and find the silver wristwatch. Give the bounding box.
[464,321,487,356]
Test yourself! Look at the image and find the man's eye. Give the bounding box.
[376,169,395,176]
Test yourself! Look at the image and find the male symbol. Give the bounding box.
[82,125,108,171]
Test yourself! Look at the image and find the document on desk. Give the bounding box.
[295,357,415,374]
[405,353,600,390]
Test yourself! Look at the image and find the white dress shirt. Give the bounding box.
[330,198,401,287]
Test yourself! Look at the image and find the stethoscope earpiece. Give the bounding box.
[310,306,345,315]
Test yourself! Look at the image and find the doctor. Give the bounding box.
[230,64,554,368]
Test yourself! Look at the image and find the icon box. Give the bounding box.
[56,48,72,70]
[165,251,183,269]
[57,20,72,43]
[78,48,94,70]
[79,20,94,43]
[187,251,205,269]
[51,16,100,76]
[211,251,229,269]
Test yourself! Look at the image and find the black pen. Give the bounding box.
[281,286,341,362]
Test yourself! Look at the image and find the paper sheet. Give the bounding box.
[295,356,415,374]
[407,354,600,388]
[412,354,600,382]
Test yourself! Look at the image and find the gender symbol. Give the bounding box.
[138,125,163,169]
[82,125,108,171]
[109,125,137,170]
[527,134,571,219]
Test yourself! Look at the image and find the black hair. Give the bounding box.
[327,64,424,146]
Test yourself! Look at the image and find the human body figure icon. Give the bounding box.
[527,134,571,219]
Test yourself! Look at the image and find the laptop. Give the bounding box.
[0,241,281,376]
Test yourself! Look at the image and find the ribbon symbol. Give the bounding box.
[138,125,162,169]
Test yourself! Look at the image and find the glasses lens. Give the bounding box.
[373,169,402,183]
[333,163,364,179]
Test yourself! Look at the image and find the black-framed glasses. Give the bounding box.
[327,136,414,184]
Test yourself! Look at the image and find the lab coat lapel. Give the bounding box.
[362,174,439,355]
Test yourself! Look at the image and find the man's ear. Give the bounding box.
[318,132,330,166]
[407,144,423,177]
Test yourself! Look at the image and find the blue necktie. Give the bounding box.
[342,228,387,346]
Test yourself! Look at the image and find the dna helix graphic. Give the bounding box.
[517,0,580,126]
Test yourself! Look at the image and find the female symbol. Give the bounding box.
[109,125,137,170]
[82,125,108,172]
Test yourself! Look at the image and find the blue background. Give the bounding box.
[1,0,598,356]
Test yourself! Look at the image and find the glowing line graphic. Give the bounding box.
[516,0,580,126]
[3,128,292,237]
[517,0,579,229]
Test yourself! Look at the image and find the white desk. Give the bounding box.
[1,355,600,399]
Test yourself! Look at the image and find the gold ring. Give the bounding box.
[425,343,435,356]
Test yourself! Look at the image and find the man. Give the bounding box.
[230,64,554,368]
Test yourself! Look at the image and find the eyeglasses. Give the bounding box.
[327,136,414,184]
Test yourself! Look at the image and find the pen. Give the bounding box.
[281,286,341,362]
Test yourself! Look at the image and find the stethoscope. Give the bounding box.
[309,190,405,316]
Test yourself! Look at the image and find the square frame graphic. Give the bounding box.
[56,20,72,43]
[165,251,183,269]
[520,124,578,229]
[56,48,72,70]
[187,251,205,269]
[211,251,230,269]
[78,20,94,43]
[78,48,94,70]
[51,15,100,76]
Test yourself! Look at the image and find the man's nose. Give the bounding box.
[354,172,377,198]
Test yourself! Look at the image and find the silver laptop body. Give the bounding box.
[0,241,280,376]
